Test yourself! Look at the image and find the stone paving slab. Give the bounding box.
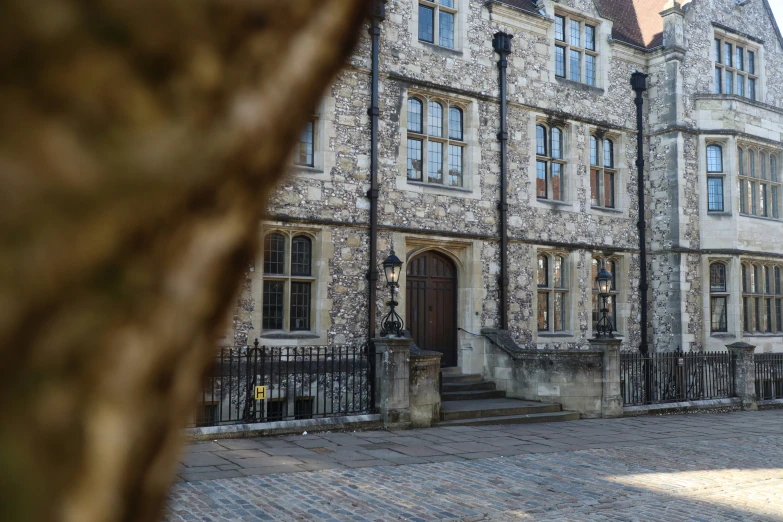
[168,411,783,521]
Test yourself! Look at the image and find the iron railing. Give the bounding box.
[620,350,734,406]
[755,353,783,400]
[190,341,376,427]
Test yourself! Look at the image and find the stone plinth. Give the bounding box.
[727,341,758,411]
[373,336,411,429]
[409,349,442,428]
[588,338,624,418]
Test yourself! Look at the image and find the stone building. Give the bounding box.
[227,0,783,371]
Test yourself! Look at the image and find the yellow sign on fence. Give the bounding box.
[254,386,267,400]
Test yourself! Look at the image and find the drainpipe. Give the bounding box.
[367,1,386,340]
[631,71,649,355]
[493,32,513,331]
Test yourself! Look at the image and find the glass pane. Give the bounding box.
[707,177,724,212]
[585,54,596,86]
[555,15,565,41]
[262,280,284,330]
[536,160,547,198]
[554,292,565,331]
[428,101,443,136]
[753,265,759,293]
[427,141,443,183]
[776,267,781,295]
[407,138,423,180]
[739,148,745,175]
[407,98,422,133]
[748,51,755,74]
[553,256,564,288]
[592,292,599,327]
[772,156,778,182]
[290,282,311,331]
[736,46,744,71]
[711,297,727,332]
[591,259,599,290]
[710,263,726,292]
[740,176,746,213]
[296,121,314,166]
[750,151,756,177]
[291,236,311,276]
[537,256,548,287]
[604,171,615,208]
[570,20,580,47]
[264,234,285,275]
[590,136,598,166]
[751,180,757,214]
[590,168,600,207]
[418,5,434,43]
[762,152,767,179]
[439,0,454,7]
[773,186,779,219]
[607,294,616,327]
[585,25,596,51]
[551,128,562,159]
[715,68,721,94]
[604,139,613,168]
[569,50,581,82]
[714,39,721,62]
[439,11,454,48]
[447,144,463,187]
[725,70,733,94]
[724,42,732,67]
[552,163,563,201]
[536,125,546,156]
[778,299,782,332]
[755,297,761,330]
[555,46,566,78]
[760,183,767,216]
[537,292,549,330]
[737,74,744,97]
[448,106,463,140]
[766,266,772,295]
[749,78,756,100]
[743,297,750,331]
[608,260,616,290]
[707,145,722,172]
[742,264,748,293]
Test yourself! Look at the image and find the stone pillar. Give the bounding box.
[372,336,411,429]
[726,341,757,411]
[589,338,624,418]
[409,350,442,428]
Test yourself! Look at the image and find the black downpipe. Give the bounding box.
[493,32,513,331]
[367,1,385,340]
[631,72,649,355]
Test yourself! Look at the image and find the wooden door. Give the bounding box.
[406,251,457,367]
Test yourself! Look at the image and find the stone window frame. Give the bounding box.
[705,142,725,213]
[741,260,783,334]
[590,254,621,336]
[589,132,617,210]
[536,250,571,335]
[293,118,317,168]
[552,10,601,87]
[587,127,625,215]
[709,261,729,333]
[417,0,457,49]
[399,89,481,198]
[535,122,567,202]
[737,142,781,220]
[406,95,466,188]
[409,0,469,58]
[530,116,577,210]
[254,225,329,344]
[289,95,336,181]
[713,32,759,101]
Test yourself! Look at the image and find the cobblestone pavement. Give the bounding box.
[166,410,783,521]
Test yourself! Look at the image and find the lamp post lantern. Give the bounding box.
[594,265,615,339]
[380,249,404,337]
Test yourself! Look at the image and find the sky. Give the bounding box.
[772,1,783,31]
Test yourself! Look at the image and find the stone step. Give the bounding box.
[439,366,462,376]
[440,398,562,421]
[441,389,506,401]
[434,410,581,427]
[441,380,496,392]
[440,373,483,384]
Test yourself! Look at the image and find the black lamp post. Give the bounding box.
[595,265,615,339]
[380,249,404,337]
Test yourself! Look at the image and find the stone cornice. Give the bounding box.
[484,1,551,31]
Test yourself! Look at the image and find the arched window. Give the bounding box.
[538,253,567,332]
[261,232,315,332]
[709,262,728,333]
[591,135,616,209]
[535,124,566,201]
[407,96,466,187]
[706,144,724,212]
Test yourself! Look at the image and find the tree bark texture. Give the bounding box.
[0,1,366,521]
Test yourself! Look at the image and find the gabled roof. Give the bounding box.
[597,0,668,49]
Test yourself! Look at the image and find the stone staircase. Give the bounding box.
[437,368,580,427]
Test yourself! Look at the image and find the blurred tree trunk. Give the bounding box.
[0,1,367,521]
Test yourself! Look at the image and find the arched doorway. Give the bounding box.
[406,251,458,367]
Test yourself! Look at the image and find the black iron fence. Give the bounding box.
[190,341,375,428]
[755,353,783,400]
[620,350,734,406]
